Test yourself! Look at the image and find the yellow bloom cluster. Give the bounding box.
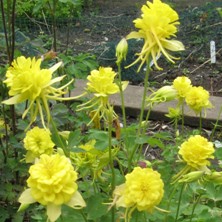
[172,76,212,115]
[23,127,54,162]
[87,67,120,97]
[2,56,77,128]
[28,154,78,205]
[113,167,164,214]
[179,135,215,169]
[185,86,212,114]
[19,154,86,221]
[126,0,184,71]
[173,76,192,98]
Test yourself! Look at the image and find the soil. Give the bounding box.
[56,0,222,96]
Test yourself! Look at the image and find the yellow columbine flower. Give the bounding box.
[2,56,81,128]
[126,0,184,71]
[77,67,128,125]
[185,86,212,114]
[112,167,164,220]
[87,67,121,97]
[18,154,86,222]
[179,135,215,169]
[23,127,55,163]
[173,76,192,98]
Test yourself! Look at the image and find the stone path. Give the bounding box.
[71,79,222,129]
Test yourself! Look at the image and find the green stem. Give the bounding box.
[117,62,127,128]
[199,112,202,133]
[137,62,151,135]
[50,117,69,157]
[52,0,57,51]
[189,195,202,222]
[107,108,116,222]
[0,0,11,62]
[127,60,151,171]
[164,183,179,222]
[210,105,222,140]
[181,100,185,135]
[80,209,87,222]
[175,183,185,221]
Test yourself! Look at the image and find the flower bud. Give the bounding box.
[178,171,205,183]
[116,38,128,64]
[147,85,177,107]
[206,171,222,184]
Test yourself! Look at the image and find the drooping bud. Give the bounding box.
[178,171,205,183]
[116,38,128,64]
[146,85,177,107]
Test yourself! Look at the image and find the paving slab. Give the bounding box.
[71,79,222,129]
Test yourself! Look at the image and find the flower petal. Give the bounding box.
[126,31,144,40]
[18,188,36,211]
[162,39,185,51]
[2,94,26,105]
[66,191,86,209]
[49,61,62,73]
[121,81,129,91]
[47,204,61,222]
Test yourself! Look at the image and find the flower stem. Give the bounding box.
[137,62,151,136]
[210,105,222,140]
[175,183,185,221]
[128,60,151,171]
[50,117,69,157]
[189,194,202,222]
[164,184,179,222]
[199,112,202,133]
[80,209,88,222]
[107,107,116,222]
[117,63,127,128]
[181,100,185,135]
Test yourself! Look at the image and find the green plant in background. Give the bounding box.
[2,0,222,222]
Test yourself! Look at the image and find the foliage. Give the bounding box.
[1,0,222,222]
[15,0,84,18]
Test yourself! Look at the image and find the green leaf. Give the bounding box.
[135,135,149,144]
[67,130,82,149]
[89,130,109,151]
[147,137,164,149]
[85,194,108,220]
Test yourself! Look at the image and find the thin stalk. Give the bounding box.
[107,108,115,222]
[199,112,202,133]
[80,209,87,222]
[10,0,16,62]
[137,61,151,135]
[0,0,11,62]
[164,183,179,222]
[50,117,69,157]
[52,0,57,51]
[108,118,115,191]
[181,100,185,135]
[117,63,127,128]
[189,195,202,222]
[210,105,222,140]
[127,60,151,171]
[175,183,185,221]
